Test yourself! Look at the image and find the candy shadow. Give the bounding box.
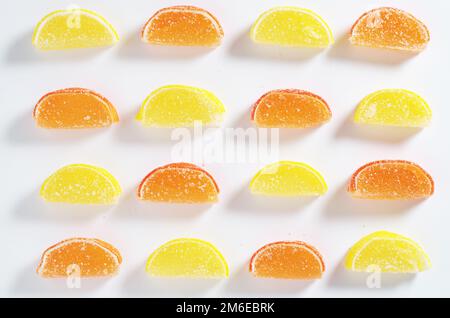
[111,189,211,221]
[227,181,317,214]
[116,30,215,61]
[113,109,179,144]
[327,256,417,289]
[223,263,313,296]
[322,183,425,220]
[11,261,110,297]
[5,110,108,145]
[121,261,220,297]
[327,33,419,65]
[5,31,110,64]
[228,28,323,62]
[334,111,422,144]
[13,189,115,224]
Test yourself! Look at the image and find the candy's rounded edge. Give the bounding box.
[33,88,120,127]
[349,7,430,51]
[249,241,325,277]
[135,85,226,126]
[140,5,224,46]
[249,161,328,195]
[32,8,119,50]
[347,160,434,197]
[136,162,220,200]
[344,231,432,272]
[145,238,229,278]
[354,89,432,127]
[37,237,122,278]
[251,89,332,126]
[40,164,122,202]
[250,6,334,46]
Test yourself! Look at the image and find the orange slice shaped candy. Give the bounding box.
[250,241,325,280]
[37,238,122,278]
[34,88,119,129]
[350,7,430,52]
[251,89,332,128]
[141,6,224,47]
[348,160,434,200]
[137,163,219,204]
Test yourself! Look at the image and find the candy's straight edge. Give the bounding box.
[354,89,432,127]
[145,238,230,278]
[32,9,120,50]
[250,6,334,47]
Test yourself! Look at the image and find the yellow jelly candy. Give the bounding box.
[354,89,432,127]
[345,231,431,273]
[250,161,328,196]
[136,85,226,127]
[146,238,229,278]
[32,8,119,50]
[250,7,334,48]
[40,164,122,205]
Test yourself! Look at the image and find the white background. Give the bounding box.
[1,0,449,298]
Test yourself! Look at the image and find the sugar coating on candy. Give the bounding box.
[250,241,325,280]
[136,85,226,127]
[354,89,431,128]
[350,7,430,52]
[250,7,334,48]
[251,89,332,128]
[146,238,229,278]
[141,6,224,47]
[40,164,122,205]
[250,161,328,197]
[348,160,434,200]
[32,9,119,50]
[138,163,219,204]
[37,238,122,278]
[34,88,119,129]
[345,231,431,273]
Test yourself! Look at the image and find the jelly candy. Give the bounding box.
[37,238,122,278]
[146,238,229,278]
[32,8,119,50]
[136,85,226,127]
[345,231,431,273]
[350,7,430,52]
[141,6,224,47]
[250,161,328,196]
[137,163,219,204]
[348,160,434,200]
[250,7,334,48]
[40,164,122,205]
[354,89,431,128]
[251,89,332,128]
[34,88,119,129]
[250,241,325,280]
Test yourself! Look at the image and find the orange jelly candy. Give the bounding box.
[348,160,434,200]
[141,6,224,47]
[37,238,122,278]
[251,90,332,128]
[137,163,219,204]
[350,7,430,52]
[34,88,119,129]
[250,241,325,280]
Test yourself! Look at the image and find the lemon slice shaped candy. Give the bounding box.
[345,231,431,273]
[136,85,226,127]
[32,8,119,50]
[40,164,122,205]
[250,161,328,196]
[146,238,229,278]
[354,89,432,127]
[250,7,334,48]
